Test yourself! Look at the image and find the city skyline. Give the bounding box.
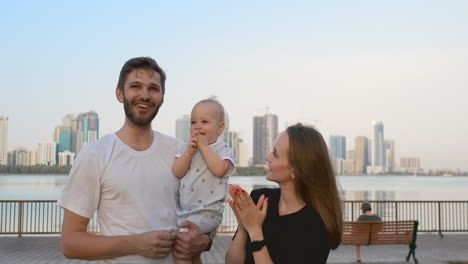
[1,110,101,167]
[0,112,436,173]
[1,1,467,170]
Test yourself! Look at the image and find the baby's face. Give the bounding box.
[190,103,224,144]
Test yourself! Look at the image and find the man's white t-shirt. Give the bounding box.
[57,131,184,264]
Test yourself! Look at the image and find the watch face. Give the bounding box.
[247,240,266,252]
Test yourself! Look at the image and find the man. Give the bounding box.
[58,57,210,263]
[355,202,382,262]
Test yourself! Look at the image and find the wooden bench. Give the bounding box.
[341,220,419,263]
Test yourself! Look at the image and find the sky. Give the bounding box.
[1,0,467,170]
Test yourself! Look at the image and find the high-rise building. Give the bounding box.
[37,142,57,166]
[329,135,346,160]
[222,113,230,143]
[227,131,239,165]
[354,136,369,174]
[59,151,75,166]
[62,114,79,153]
[333,158,344,175]
[342,150,355,175]
[238,139,249,167]
[370,121,386,173]
[7,151,13,165]
[54,125,72,163]
[0,116,8,165]
[76,111,99,153]
[13,147,29,166]
[28,150,37,166]
[367,139,372,165]
[253,114,278,165]
[175,115,191,143]
[343,159,355,175]
[400,157,421,174]
[385,140,395,172]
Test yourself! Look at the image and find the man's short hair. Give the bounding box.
[117,57,166,94]
[361,202,372,213]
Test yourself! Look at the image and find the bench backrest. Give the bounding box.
[341,221,417,245]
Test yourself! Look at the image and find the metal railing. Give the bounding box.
[0,201,98,236]
[1,200,467,236]
[343,201,468,235]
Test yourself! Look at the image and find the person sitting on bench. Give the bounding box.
[355,202,382,262]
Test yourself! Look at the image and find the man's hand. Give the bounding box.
[173,221,210,260]
[133,230,175,259]
[61,210,175,260]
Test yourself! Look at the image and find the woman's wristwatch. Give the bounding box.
[247,240,266,252]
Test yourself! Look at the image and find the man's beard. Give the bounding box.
[123,95,162,127]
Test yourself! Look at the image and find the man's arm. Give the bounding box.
[61,209,175,260]
[173,221,211,260]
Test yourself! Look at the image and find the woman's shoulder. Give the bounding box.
[250,188,280,202]
[299,206,331,242]
[286,205,328,235]
[301,205,323,220]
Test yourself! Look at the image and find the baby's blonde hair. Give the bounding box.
[194,97,225,123]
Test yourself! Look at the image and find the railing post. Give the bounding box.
[395,201,398,221]
[18,201,23,237]
[438,202,443,238]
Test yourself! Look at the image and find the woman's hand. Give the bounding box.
[227,185,244,229]
[227,185,269,236]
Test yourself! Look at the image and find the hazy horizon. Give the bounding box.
[1,1,467,170]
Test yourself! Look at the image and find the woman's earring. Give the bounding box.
[291,172,295,180]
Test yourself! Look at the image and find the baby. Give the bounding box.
[172,98,236,264]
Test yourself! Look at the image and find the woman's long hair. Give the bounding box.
[287,123,343,249]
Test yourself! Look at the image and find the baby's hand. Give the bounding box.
[186,134,198,155]
[196,134,209,149]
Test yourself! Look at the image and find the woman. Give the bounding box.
[225,123,343,264]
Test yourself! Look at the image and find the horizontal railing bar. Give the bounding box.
[1,200,467,235]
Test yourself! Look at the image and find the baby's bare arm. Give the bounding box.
[198,145,231,177]
[172,152,193,179]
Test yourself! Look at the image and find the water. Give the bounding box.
[1,175,467,233]
[1,174,468,201]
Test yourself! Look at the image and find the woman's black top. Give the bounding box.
[238,188,331,264]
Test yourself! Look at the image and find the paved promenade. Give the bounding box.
[1,234,468,264]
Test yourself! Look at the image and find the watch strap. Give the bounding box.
[247,239,266,252]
